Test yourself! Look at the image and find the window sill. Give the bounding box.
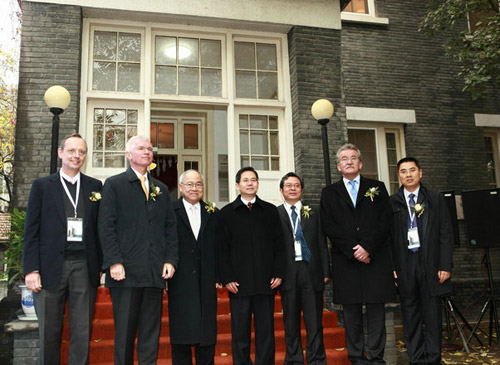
[341,12,389,25]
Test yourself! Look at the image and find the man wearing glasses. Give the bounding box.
[167,169,220,364]
[320,143,394,364]
[218,166,285,364]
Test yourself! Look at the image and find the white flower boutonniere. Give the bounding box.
[364,187,380,202]
[150,183,162,201]
[89,192,101,202]
[205,201,216,214]
[302,205,312,219]
[411,203,425,218]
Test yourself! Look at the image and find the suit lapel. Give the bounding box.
[357,176,371,207]
[334,178,355,209]
[198,200,210,240]
[278,205,293,235]
[51,172,67,226]
[417,187,429,245]
[80,174,91,230]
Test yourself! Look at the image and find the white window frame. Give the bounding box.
[341,0,389,25]
[475,114,500,188]
[483,131,500,188]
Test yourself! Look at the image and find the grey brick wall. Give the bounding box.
[13,1,82,209]
[13,331,38,365]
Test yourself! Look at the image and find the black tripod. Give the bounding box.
[467,248,500,346]
[442,295,481,353]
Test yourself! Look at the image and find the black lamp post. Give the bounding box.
[44,86,71,174]
[311,99,334,186]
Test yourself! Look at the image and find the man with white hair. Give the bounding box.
[99,135,178,364]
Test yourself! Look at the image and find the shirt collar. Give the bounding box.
[131,167,148,181]
[284,200,302,214]
[404,187,420,204]
[240,196,256,206]
[343,175,360,190]
[182,198,201,212]
[60,170,80,184]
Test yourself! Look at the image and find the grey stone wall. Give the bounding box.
[13,2,82,209]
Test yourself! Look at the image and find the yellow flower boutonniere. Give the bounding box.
[411,203,425,218]
[150,183,162,201]
[302,205,312,219]
[364,187,380,202]
[205,201,216,214]
[89,192,101,202]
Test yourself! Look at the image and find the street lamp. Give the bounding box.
[44,86,71,174]
[311,99,334,186]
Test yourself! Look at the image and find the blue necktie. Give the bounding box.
[291,206,311,262]
[349,180,358,207]
[408,193,419,252]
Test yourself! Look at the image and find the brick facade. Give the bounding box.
[13,2,82,209]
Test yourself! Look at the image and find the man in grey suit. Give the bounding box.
[278,172,330,365]
[99,135,178,364]
[390,157,453,364]
[168,169,219,365]
[23,133,102,365]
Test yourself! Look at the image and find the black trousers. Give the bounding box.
[281,262,326,365]
[343,302,386,364]
[109,287,163,365]
[400,252,442,364]
[33,259,97,365]
[229,294,275,365]
[171,343,215,365]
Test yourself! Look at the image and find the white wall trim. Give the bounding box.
[474,113,500,127]
[346,106,416,124]
[341,12,389,25]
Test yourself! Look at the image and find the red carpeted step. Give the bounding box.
[60,287,349,364]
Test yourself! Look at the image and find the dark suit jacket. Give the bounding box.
[278,204,330,292]
[99,167,178,288]
[167,198,218,346]
[320,176,395,304]
[217,195,285,296]
[390,185,453,297]
[23,172,103,290]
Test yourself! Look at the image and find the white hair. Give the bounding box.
[179,169,204,184]
[126,135,151,152]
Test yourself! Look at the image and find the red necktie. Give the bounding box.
[248,202,252,211]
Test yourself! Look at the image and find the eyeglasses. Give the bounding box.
[284,183,301,189]
[64,149,87,156]
[340,156,359,163]
[182,182,203,189]
[240,178,258,184]
[135,146,153,152]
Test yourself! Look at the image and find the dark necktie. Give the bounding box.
[408,193,418,252]
[291,206,311,262]
[247,202,252,211]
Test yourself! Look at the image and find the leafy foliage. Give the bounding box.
[420,0,500,99]
[1,208,25,284]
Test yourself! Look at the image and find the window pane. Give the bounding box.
[184,124,199,149]
[269,116,278,129]
[118,63,140,92]
[270,132,279,155]
[250,131,268,154]
[239,115,249,129]
[387,149,397,164]
[200,39,221,67]
[344,0,368,13]
[258,72,278,99]
[94,125,103,150]
[94,108,104,124]
[348,129,378,179]
[257,43,277,71]
[179,38,199,66]
[127,126,137,140]
[118,33,141,62]
[234,42,255,69]
[105,126,126,151]
[386,132,396,149]
[235,71,256,98]
[155,65,177,94]
[184,161,199,171]
[201,69,222,96]
[94,31,116,61]
[240,131,249,154]
[93,61,116,91]
[106,109,126,124]
[127,110,138,124]
[250,115,267,129]
[252,157,269,170]
[150,123,158,147]
[93,152,103,167]
[158,123,175,148]
[271,157,279,170]
[178,67,199,95]
[155,36,177,65]
[241,156,250,167]
[105,153,125,168]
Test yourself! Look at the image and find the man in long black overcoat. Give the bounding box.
[168,169,219,364]
[320,143,395,364]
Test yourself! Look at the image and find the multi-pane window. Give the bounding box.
[239,114,280,170]
[484,135,498,187]
[93,108,138,168]
[385,132,399,194]
[234,42,278,99]
[154,36,222,96]
[343,0,368,14]
[92,31,141,92]
[347,129,378,180]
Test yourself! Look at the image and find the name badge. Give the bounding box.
[67,217,83,242]
[407,227,420,250]
[294,240,303,261]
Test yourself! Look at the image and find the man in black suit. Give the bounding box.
[278,172,330,365]
[99,135,178,364]
[23,133,102,365]
[168,169,219,365]
[390,157,453,364]
[218,166,285,365]
[320,143,395,364]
